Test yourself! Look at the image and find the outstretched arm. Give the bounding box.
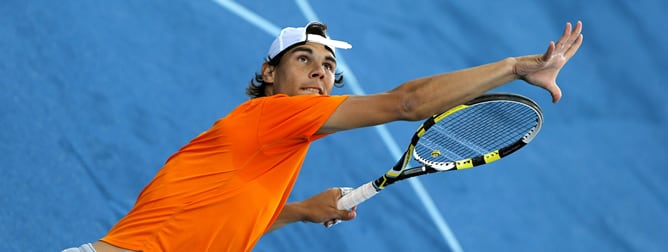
[320,21,583,134]
[265,188,357,233]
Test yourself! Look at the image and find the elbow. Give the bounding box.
[398,92,431,121]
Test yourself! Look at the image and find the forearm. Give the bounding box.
[395,57,519,120]
[264,188,356,234]
[265,202,305,233]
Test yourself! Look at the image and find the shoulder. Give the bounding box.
[251,94,348,109]
[229,94,349,120]
[266,94,348,102]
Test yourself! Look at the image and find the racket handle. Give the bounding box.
[323,183,379,228]
[337,182,379,210]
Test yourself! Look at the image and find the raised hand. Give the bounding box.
[514,21,584,103]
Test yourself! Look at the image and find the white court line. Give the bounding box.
[211,0,280,35]
[212,1,463,251]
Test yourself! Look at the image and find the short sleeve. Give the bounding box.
[257,95,348,143]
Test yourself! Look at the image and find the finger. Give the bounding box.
[542,41,556,61]
[563,22,573,37]
[565,21,583,54]
[556,21,583,52]
[337,209,357,221]
[573,21,583,38]
[334,205,357,222]
[323,219,337,228]
[555,22,572,50]
[338,187,353,198]
[562,21,583,49]
[564,34,584,59]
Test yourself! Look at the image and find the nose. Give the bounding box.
[310,64,325,79]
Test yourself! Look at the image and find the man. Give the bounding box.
[64,20,583,251]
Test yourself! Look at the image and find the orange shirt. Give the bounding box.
[101,94,348,251]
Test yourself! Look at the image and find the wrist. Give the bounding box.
[504,57,521,80]
[283,202,308,223]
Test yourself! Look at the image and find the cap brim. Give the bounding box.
[307,35,352,50]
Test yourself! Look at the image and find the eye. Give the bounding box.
[297,56,308,63]
[323,63,333,71]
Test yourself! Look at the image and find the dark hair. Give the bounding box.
[246,22,345,99]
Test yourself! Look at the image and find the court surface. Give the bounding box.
[2,0,667,251]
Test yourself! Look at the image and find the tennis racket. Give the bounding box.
[334,93,543,219]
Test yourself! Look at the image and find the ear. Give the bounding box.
[261,62,275,84]
[261,62,276,96]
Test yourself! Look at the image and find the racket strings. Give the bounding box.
[415,102,538,163]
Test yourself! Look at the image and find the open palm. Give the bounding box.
[515,21,583,103]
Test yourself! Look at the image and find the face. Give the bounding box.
[262,42,337,96]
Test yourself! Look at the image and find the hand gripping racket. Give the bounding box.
[333,93,543,223]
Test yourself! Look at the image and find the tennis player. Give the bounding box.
[64,20,583,252]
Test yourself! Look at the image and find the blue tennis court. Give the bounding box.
[2,0,667,251]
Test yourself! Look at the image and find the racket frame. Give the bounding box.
[334,93,543,213]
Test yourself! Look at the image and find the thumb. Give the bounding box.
[337,207,357,221]
[548,82,562,103]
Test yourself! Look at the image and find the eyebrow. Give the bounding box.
[291,46,337,65]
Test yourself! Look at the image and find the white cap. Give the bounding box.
[267,22,352,61]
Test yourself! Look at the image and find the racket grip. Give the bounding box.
[337,182,379,210]
[323,183,379,228]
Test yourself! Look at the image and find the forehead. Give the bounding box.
[286,42,336,58]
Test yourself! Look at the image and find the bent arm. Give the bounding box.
[265,202,307,233]
[265,188,356,233]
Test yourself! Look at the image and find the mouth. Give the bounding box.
[301,87,323,95]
